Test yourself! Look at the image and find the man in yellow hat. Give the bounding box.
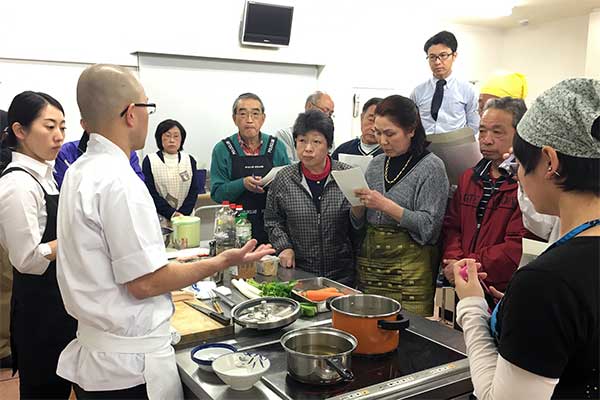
[479,73,528,116]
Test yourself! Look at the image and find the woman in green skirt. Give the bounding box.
[352,95,449,316]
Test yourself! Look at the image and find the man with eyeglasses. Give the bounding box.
[56,66,274,399]
[210,92,290,244]
[275,91,335,162]
[411,31,479,136]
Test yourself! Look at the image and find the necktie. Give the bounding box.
[431,79,446,121]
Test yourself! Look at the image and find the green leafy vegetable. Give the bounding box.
[246,279,297,298]
[300,302,317,317]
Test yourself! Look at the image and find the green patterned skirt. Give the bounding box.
[357,225,437,316]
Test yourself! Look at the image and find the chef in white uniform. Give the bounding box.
[56,64,274,399]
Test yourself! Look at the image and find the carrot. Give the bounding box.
[303,289,343,302]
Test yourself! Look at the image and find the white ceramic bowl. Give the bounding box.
[212,352,270,391]
[191,343,236,372]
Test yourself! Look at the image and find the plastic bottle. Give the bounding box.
[235,212,252,247]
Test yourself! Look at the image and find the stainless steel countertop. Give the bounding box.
[176,268,468,399]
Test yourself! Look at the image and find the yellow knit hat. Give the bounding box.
[480,73,528,99]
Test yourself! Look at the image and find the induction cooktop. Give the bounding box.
[250,329,468,400]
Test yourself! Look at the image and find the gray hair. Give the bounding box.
[232,92,265,115]
[305,91,326,107]
[483,97,527,129]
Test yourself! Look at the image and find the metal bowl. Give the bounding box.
[231,297,300,330]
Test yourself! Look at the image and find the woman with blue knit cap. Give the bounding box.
[453,78,599,399]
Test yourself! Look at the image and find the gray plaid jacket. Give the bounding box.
[264,161,356,285]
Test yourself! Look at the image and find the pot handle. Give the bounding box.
[377,313,410,331]
[325,358,354,382]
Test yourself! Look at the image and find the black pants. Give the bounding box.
[73,384,148,400]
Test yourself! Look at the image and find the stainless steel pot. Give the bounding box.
[280,327,356,385]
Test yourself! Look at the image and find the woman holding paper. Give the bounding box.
[264,110,357,286]
[352,95,449,316]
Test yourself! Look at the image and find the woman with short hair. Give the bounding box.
[142,119,202,225]
[454,78,599,399]
[352,95,449,316]
[265,109,356,286]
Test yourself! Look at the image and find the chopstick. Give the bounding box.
[209,289,224,314]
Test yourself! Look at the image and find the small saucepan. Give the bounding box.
[328,294,409,355]
[280,327,356,385]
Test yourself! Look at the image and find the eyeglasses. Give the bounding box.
[236,111,263,120]
[119,103,156,118]
[426,52,454,63]
[311,103,334,118]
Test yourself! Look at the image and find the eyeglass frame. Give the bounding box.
[235,110,264,120]
[426,52,455,63]
[310,102,335,118]
[119,103,156,118]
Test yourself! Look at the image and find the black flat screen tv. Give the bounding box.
[240,1,294,47]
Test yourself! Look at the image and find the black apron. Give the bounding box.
[223,136,277,245]
[2,167,76,399]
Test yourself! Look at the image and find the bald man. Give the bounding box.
[56,64,274,399]
[275,91,335,161]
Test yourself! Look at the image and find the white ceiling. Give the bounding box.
[451,0,600,29]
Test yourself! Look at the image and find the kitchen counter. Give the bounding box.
[176,268,472,400]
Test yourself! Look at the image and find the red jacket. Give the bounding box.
[442,159,533,291]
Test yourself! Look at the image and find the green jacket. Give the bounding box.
[210,132,290,204]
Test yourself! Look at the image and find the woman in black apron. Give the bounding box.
[0,92,76,399]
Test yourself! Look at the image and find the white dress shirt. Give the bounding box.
[411,74,480,135]
[0,152,57,275]
[56,134,173,391]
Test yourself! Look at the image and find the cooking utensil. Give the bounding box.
[328,294,409,355]
[212,289,238,309]
[280,327,356,385]
[184,301,231,326]
[208,289,224,314]
[190,343,237,372]
[231,297,300,330]
[291,277,362,313]
[171,216,201,249]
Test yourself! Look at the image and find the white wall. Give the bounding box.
[500,14,590,102]
[0,1,594,155]
[585,10,600,78]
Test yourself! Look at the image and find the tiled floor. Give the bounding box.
[0,368,76,400]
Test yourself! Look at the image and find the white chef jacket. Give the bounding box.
[56,134,173,391]
[410,74,480,135]
[0,152,57,275]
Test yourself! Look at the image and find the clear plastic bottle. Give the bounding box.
[235,212,252,247]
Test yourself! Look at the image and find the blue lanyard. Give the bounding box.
[490,218,600,341]
[544,218,600,253]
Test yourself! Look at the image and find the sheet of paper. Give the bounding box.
[427,127,482,187]
[520,238,551,267]
[331,167,369,206]
[261,165,286,186]
[338,153,373,174]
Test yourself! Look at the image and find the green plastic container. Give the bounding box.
[171,216,201,249]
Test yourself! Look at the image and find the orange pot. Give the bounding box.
[329,294,409,355]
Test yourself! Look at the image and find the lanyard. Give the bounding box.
[544,218,600,253]
[490,218,600,341]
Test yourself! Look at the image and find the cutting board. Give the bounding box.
[170,294,234,348]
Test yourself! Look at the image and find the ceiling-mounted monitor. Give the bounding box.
[240,1,294,47]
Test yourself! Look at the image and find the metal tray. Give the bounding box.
[291,277,362,313]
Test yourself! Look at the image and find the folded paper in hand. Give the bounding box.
[262,166,286,186]
[331,167,369,206]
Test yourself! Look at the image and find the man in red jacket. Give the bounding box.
[442,97,532,292]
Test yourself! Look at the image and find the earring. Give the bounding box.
[553,170,561,177]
